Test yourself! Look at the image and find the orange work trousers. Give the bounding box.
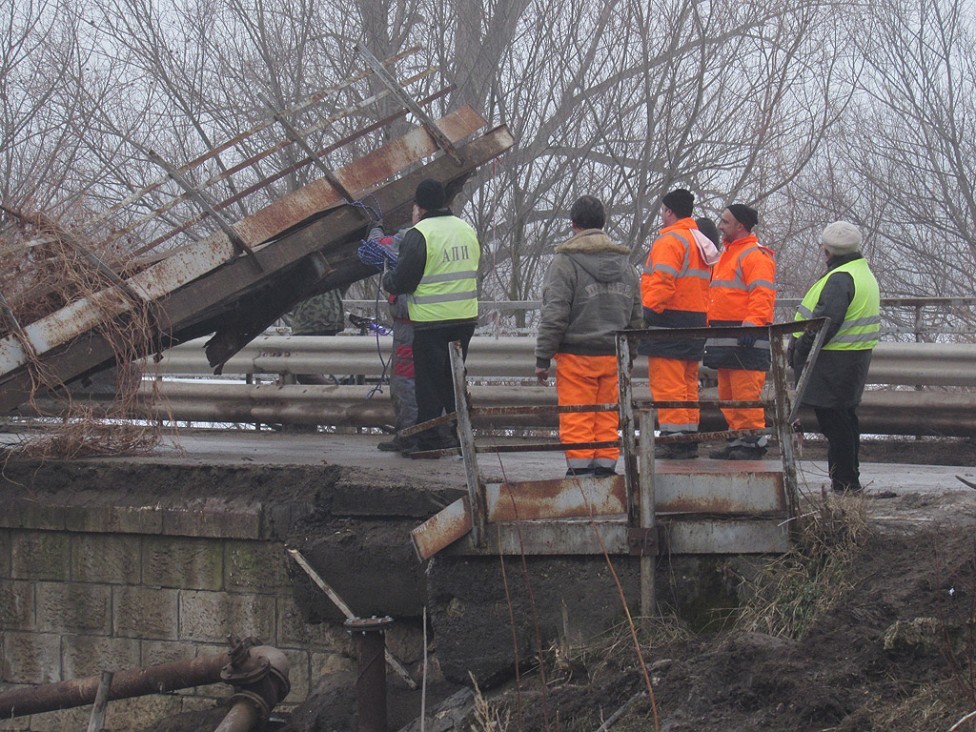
[648,357,700,433]
[717,368,766,431]
[555,353,619,470]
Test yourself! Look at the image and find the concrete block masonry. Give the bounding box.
[0,458,445,729]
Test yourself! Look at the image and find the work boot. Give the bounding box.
[566,467,595,477]
[655,442,699,460]
[709,443,736,460]
[378,436,414,452]
[726,445,767,460]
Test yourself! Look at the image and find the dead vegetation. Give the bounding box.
[0,207,166,460]
[733,491,871,639]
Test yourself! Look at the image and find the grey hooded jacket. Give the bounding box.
[535,229,643,368]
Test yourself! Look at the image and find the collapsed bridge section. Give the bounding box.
[0,47,514,415]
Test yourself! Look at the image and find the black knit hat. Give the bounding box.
[727,203,759,231]
[415,179,446,210]
[661,188,694,218]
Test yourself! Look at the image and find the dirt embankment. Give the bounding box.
[471,488,976,732]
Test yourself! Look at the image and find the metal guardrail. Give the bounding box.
[12,333,949,437]
[152,335,976,388]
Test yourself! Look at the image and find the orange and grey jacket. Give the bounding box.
[639,217,710,360]
[703,234,776,371]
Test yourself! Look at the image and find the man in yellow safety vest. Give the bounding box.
[791,220,880,493]
[383,179,480,456]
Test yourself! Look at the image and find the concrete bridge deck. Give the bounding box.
[128,430,972,498]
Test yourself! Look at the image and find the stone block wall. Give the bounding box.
[0,471,359,731]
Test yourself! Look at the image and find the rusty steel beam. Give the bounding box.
[0,106,490,381]
[0,118,515,413]
[410,462,787,560]
[450,517,790,557]
[85,48,423,242]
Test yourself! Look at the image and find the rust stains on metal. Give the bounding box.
[486,476,626,522]
[410,496,472,560]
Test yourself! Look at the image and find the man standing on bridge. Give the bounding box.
[704,203,776,460]
[383,179,480,456]
[640,188,718,459]
[535,195,642,477]
[791,221,880,493]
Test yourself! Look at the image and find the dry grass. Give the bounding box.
[865,679,974,732]
[0,208,167,460]
[469,674,511,732]
[733,491,871,639]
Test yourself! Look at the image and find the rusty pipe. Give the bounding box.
[213,701,260,732]
[0,641,290,730]
[0,651,231,719]
[346,617,394,732]
[216,644,291,732]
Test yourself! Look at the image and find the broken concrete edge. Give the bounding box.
[0,460,465,540]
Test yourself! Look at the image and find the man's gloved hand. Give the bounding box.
[357,239,398,271]
[737,334,757,348]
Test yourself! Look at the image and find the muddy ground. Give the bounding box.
[456,439,976,732]
[139,437,976,732]
[271,438,976,732]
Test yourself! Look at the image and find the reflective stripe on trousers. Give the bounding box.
[555,353,620,469]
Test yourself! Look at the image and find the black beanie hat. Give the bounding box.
[727,203,759,231]
[415,179,446,210]
[661,188,695,218]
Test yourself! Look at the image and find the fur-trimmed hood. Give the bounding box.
[554,229,634,285]
[555,229,631,256]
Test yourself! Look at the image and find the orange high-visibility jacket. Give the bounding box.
[641,217,710,316]
[707,233,776,327]
[640,217,710,360]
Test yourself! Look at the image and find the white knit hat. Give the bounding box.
[820,221,862,255]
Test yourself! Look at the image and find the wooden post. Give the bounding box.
[638,408,657,619]
[86,671,113,732]
[450,340,486,547]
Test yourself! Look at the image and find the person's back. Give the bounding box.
[536,228,640,358]
[791,221,880,492]
[640,189,713,459]
[381,179,480,455]
[535,195,642,477]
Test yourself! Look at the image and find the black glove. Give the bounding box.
[737,334,757,348]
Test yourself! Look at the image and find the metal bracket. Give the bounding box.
[627,527,659,557]
[355,43,464,165]
[144,148,260,267]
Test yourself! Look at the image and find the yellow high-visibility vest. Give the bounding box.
[795,258,880,350]
[407,216,480,322]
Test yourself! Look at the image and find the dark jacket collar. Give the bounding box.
[420,208,453,220]
[826,252,863,270]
